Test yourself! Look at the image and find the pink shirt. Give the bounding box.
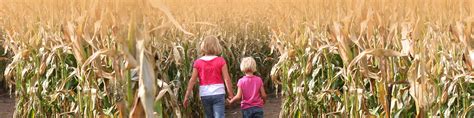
[193,56,227,96]
[237,75,264,109]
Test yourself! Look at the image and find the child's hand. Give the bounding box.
[225,99,233,108]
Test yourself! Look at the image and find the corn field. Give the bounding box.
[0,0,473,117]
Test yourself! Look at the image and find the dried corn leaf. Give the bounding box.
[148,0,194,36]
[172,43,182,66]
[348,48,406,72]
[330,22,353,65]
[467,50,474,71]
[131,40,157,118]
[407,56,438,117]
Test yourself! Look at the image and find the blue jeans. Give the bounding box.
[201,94,225,118]
[242,106,263,118]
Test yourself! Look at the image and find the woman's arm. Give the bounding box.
[183,68,199,108]
[222,64,235,99]
[228,86,242,104]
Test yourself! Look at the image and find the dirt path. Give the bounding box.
[0,86,279,118]
[226,95,281,118]
[0,87,14,118]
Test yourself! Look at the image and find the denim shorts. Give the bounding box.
[242,106,264,118]
[200,94,225,118]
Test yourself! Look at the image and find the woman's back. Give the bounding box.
[193,56,226,85]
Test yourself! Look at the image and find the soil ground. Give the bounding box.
[0,87,14,118]
[0,86,281,118]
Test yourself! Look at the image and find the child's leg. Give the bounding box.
[251,107,264,118]
[242,107,264,118]
[212,94,225,118]
[201,96,215,118]
[242,109,251,118]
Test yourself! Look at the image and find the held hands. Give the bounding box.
[227,94,234,101]
[225,98,235,108]
[227,91,234,99]
[226,98,233,104]
[227,93,235,103]
[226,93,234,104]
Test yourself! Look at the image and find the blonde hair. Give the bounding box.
[200,36,222,55]
[240,57,257,73]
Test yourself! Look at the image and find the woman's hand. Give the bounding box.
[183,68,198,109]
[227,94,234,100]
[183,97,189,108]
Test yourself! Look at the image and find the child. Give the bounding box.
[183,36,234,118]
[228,57,267,118]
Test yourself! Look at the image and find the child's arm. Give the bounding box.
[222,64,235,99]
[228,86,242,104]
[260,85,267,103]
[183,68,199,108]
